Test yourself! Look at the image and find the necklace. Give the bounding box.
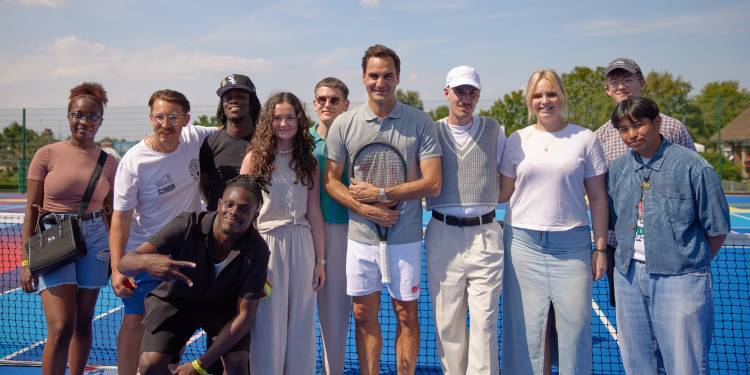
[534,123,566,152]
[639,162,654,190]
[277,148,293,154]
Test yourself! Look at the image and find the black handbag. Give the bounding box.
[26,151,108,276]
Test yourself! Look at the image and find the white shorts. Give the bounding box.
[346,239,421,301]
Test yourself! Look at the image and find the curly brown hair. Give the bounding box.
[246,92,317,189]
[68,82,108,113]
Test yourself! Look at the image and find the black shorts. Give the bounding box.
[141,302,249,358]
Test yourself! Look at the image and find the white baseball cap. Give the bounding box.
[445,65,481,90]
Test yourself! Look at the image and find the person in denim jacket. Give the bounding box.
[607,96,730,374]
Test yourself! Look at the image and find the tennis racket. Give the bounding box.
[351,142,407,284]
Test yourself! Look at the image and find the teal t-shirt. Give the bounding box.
[310,125,349,224]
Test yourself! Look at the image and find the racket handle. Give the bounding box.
[378,240,391,284]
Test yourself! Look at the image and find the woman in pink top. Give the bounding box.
[19,82,118,375]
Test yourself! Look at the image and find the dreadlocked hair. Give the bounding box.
[226,174,269,207]
[245,92,317,189]
[216,91,262,127]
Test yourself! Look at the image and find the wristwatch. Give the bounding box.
[377,188,388,203]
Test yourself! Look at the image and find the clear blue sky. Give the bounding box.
[1,0,748,110]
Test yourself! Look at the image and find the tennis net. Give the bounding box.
[1,212,748,374]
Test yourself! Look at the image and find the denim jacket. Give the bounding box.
[607,139,730,275]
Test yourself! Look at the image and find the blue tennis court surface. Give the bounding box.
[1,195,749,374]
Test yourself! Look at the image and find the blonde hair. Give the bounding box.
[525,69,567,123]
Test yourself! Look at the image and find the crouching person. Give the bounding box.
[118,175,271,375]
[607,96,730,374]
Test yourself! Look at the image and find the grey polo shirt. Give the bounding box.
[326,101,442,245]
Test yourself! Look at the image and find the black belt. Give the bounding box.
[44,210,105,222]
[432,211,495,227]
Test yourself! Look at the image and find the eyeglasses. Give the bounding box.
[615,122,647,134]
[314,96,343,106]
[451,87,480,99]
[606,77,639,90]
[69,112,101,123]
[150,113,186,124]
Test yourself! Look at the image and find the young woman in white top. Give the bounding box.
[240,92,325,374]
[498,69,608,374]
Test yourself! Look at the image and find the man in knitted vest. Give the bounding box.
[425,65,506,375]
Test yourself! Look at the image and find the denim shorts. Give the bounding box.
[37,215,111,292]
[121,272,161,315]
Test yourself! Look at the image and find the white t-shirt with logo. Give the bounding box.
[113,124,216,251]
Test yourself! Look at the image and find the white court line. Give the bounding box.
[1,287,21,296]
[1,305,124,361]
[730,212,750,221]
[592,300,618,342]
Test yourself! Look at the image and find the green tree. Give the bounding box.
[479,90,528,135]
[701,151,743,182]
[0,122,57,176]
[692,81,750,143]
[428,105,449,121]
[193,114,220,127]
[396,89,424,110]
[561,66,612,130]
[640,71,704,142]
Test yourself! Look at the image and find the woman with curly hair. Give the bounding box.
[19,82,118,375]
[240,92,325,374]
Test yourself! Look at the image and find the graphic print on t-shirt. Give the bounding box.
[188,158,200,181]
[155,174,176,195]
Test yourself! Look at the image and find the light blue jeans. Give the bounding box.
[502,226,592,375]
[614,259,713,375]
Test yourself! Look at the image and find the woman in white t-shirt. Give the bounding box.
[498,69,608,374]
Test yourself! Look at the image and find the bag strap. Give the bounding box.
[77,150,109,217]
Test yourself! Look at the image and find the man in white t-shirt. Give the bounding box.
[109,89,216,375]
[425,66,505,375]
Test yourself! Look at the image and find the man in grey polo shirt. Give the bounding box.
[426,66,505,375]
[325,44,442,375]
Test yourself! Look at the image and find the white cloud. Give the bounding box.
[360,0,380,7]
[312,47,358,69]
[3,0,70,8]
[573,4,750,37]
[0,36,270,107]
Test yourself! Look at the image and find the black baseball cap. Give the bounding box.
[216,74,256,97]
[604,57,643,78]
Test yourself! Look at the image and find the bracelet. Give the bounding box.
[262,281,273,299]
[594,248,607,253]
[316,258,327,266]
[21,260,29,267]
[191,359,209,375]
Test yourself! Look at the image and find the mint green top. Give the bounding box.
[310,125,349,224]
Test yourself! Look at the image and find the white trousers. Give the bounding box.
[316,223,351,375]
[249,225,316,375]
[425,218,503,375]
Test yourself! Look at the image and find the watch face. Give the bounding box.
[378,188,387,202]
